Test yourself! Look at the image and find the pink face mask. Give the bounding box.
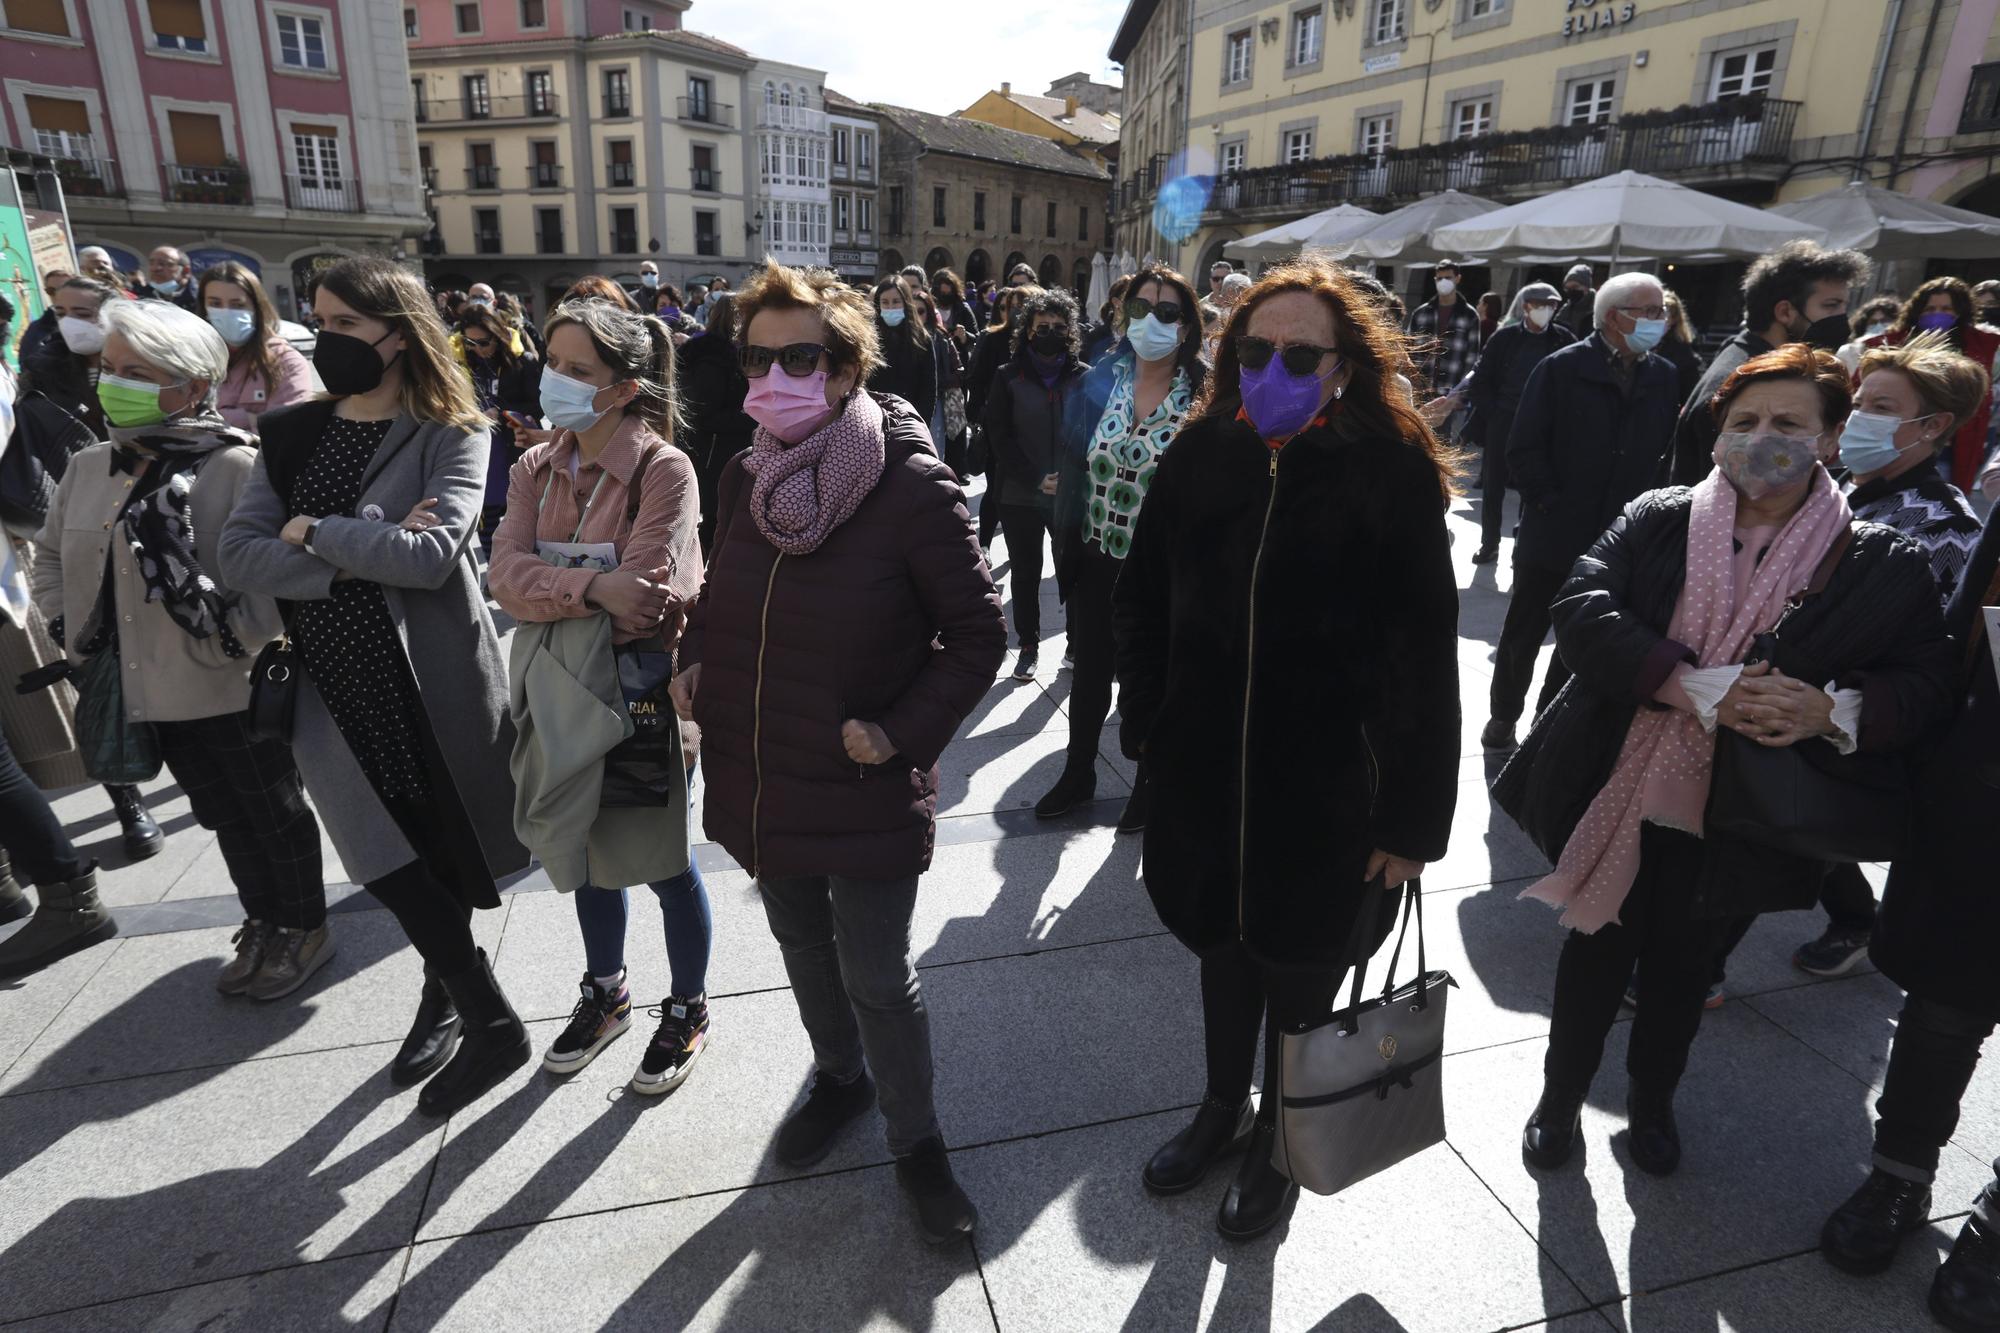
[744,369,832,444]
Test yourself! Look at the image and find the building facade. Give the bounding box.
[824,89,882,286]
[751,60,830,269]
[1,0,430,318]
[873,104,1110,296]
[1047,70,1124,117]
[1107,0,1194,263]
[408,0,760,313]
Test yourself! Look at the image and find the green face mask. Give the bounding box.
[97,372,175,428]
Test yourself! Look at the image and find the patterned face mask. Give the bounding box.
[1712,429,1822,501]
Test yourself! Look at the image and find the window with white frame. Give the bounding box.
[1566,77,1616,125]
[1220,140,1245,174]
[1371,0,1406,43]
[292,129,341,186]
[1360,113,1394,159]
[857,132,873,171]
[834,192,850,231]
[5,0,80,38]
[147,0,209,52]
[1225,30,1251,83]
[272,8,330,72]
[403,6,417,38]
[1453,98,1493,138]
[1282,128,1314,163]
[833,126,849,166]
[1710,45,1777,100]
[1464,0,1500,16]
[33,127,95,159]
[857,194,873,235]
[1290,7,1322,66]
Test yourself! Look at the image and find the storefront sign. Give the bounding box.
[830,248,878,269]
[1563,0,1636,37]
[1362,52,1400,75]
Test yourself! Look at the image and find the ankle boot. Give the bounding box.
[1932,1191,2000,1333]
[1627,1080,1682,1177]
[417,949,529,1116]
[107,785,163,861]
[0,853,30,926]
[391,966,463,1085]
[1115,763,1150,835]
[1144,1096,1255,1195]
[1033,763,1097,819]
[1522,1083,1587,1170]
[1216,1120,1299,1241]
[0,867,115,978]
[1820,1168,1933,1275]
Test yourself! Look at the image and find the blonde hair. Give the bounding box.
[733,258,883,381]
[1857,330,1994,436]
[544,297,682,442]
[314,257,484,430]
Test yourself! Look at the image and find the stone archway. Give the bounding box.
[965,249,991,285]
[879,249,905,279]
[1003,251,1028,281]
[1037,254,1063,288]
[923,246,954,276]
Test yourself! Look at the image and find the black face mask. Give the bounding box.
[1800,312,1851,352]
[1029,330,1067,357]
[313,328,399,397]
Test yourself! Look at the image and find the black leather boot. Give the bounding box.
[1522,1083,1586,1170]
[1216,1121,1298,1241]
[1032,764,1097,819]
[391,965,463,1086]
[1933,1199,2000,1333]
[1115,763,1150,835]
[417,950,529,1116]
[1627,1080,1682,1176]
[108,785,163,861]
[1144,1096,1254,1195]
[0,853,30,926]
[1820,1169,1933,1275]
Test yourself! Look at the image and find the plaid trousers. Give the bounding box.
[155,711,327,929]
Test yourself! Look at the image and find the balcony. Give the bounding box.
[610,229,638,254]
[690,167,719,193]
[285,173,361,212]
[603,97,632,119]
[163,162,251,206]
[468,164,500,190]
[536,227,564,255]
[608,162,635,187]
[677,97,734,127]
[52,156,123,199]
[531,163,563,189]
[756,103,827,134]
[1963,62,2000,133]
[423,94,562,125]
[475,230,502,255]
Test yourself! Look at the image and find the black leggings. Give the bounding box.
[366,858,478,975]
[1200,941,1343,1125]
[1063,546,1120,769]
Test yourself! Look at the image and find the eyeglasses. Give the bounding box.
[738,342,828,379]
[1124,296,1185,325]
[463,335,497,352]
[1615,305,1668,321]
[1235,336,1339,375]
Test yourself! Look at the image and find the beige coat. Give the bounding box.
[32,442,285,722]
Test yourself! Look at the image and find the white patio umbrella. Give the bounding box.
[1086,251,1110,313]
[1323,190,1504,263]
[1224,203,1379,265]
[1432,171,1826,263]
[1767,181,2000,260]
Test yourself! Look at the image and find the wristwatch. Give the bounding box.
[302,520,321,556]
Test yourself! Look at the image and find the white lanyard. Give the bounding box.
[537,464,611,544]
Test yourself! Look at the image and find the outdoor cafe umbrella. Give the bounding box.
[1431,170,1826,263]
[1767,180,2000,260]
[1224,203,1379,265]
[1322,190,1503,263]
[1086,251,1110,314]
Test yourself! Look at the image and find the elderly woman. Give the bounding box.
[220,258,529,1118]
[670,258,1005,1243]
[10,301,325,993]
[1465,281,1576,565]
[1498,346,1957,1178]
[1859,278,2000,493]
[1113,258,1461,1241]
[199,262,314,431]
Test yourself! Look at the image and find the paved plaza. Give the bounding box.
[1,482,1992,1332]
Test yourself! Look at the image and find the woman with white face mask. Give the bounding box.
[1497,345,1956,1181]
[25,276,121,439]
[1465,282,1577,565]
[199,262,314,431]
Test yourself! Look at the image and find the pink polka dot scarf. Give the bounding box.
[1521,466,1853,933]
[741,389,887,556]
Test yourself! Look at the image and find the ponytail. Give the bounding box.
[635,315,681,443]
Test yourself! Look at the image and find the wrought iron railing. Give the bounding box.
[285,174,361,212]
[678,98,734,127]
[163,162,250,206]
[53,156,122,199]
[425,94,561,124]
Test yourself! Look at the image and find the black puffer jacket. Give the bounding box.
[1494,487,1957,919]
[1113,406,1460,970]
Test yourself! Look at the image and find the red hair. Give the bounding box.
[1711,343,1853,429]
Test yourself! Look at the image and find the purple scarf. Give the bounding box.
[740,390,887,555]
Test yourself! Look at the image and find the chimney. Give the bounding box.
[1064,96,1078,116]
[1001,81,1011,95]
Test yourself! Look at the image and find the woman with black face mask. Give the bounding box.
[220,257,531,1119]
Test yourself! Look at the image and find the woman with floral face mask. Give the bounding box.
[1859,278,2000,493]
[1496,345,1956,1182]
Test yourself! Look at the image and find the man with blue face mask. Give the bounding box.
[136,246,201,314]
[1480,271,1681,750]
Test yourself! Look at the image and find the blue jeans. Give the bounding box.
[573,863,712,997]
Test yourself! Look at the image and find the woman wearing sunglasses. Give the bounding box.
[1112,258,1461,1240]
[670,260,1005,1244]
[455,304,545,553]
[1036,266,1207,829]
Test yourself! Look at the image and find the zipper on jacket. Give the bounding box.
[749,553,784,880]
[1237,442,1284,943]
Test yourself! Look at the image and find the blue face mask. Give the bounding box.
[1623,316,1667,354]
[1839,409,1936,476]
[1127,313,1182,363]
[206,307,256,347]
[151,278,183,298]
[540,365,619,433]
[879,307,906,328]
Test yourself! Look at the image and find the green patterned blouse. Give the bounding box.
[1082,364,1193,559]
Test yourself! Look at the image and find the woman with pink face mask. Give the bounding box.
[668,259,1006,1245]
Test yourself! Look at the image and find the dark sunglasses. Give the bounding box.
[1235,336,1339,375]
[462,334,497,351]
[738,342,828,379]
[1124,296,1185,325]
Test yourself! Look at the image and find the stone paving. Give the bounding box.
[1,482,1993,1332]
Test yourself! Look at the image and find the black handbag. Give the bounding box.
[600,641,684,808]
[246,635,299,743]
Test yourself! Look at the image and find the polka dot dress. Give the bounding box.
[289,416,432,803]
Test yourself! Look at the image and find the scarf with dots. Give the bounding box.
[741,389,886,556]
[1521,465,1852,933]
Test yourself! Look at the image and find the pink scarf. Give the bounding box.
[740,390,887,556]
[1521,467,1853,932]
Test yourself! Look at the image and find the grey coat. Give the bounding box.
[217,404,527,889]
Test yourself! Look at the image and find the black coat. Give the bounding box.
[677,334,754,542]
[981,357,1086,508]
[1872,505,2000,1019]
[1494,488,1957,920]
[1669,329,1772,487]
[1112,407,1460,970]
[1504,334,1680,572]
[966,325,1013,421]
[0,387,96,532]
[1468,321,1577,469]
[1658,335,1706,404]
[16,310,58,370]
[866,327,937,424]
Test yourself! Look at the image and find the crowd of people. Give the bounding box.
[0,231,1997,1328]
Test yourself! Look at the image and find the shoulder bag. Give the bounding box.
[246,633,298,743]
[600,445,691,807]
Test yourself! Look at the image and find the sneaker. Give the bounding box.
[1011,649,1038,682]
[217,918,272,996]
[775,1069,877,1167]
[1622,974,1724,1010]
[629,994,710,1096]
[1059,649,1074,672]
[895,1136,978,1243]
[244,924,336,1001]
[542,972,633,1074]
[1479,717,1516,750]
[1794,926,1873,977]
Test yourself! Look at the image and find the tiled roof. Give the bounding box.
[873,104,1108,180]
[823,87,874,113]
[670,29,750,57]
[1005,92,1121,145]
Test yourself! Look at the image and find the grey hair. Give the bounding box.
[543,297,682,442]
[101,298,228,390]
[78,246,113,267]
[1594,272,1664,330]
[1219,272,1252,299]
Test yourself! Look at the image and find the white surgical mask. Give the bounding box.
[1434,278,1456,297]
[1525,307,1554,330]
[206,307,257,347]
[539,365,620,433]
[640,273,659,288]
[1865,322,1891,338]
[880,307,906,328]
[59,315,105,354]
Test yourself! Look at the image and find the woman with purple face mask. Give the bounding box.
[1111,258,1461,1242]
[1857,277,2000,494]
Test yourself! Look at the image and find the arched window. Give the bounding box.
[764,81,775,105]
[780,83,792,109]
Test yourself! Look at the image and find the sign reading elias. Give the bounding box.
[1563,0,1637,37]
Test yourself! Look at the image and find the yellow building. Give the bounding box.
[959,82,1122,173]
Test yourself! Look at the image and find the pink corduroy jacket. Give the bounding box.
[216,337,315,431]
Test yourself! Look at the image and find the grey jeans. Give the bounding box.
[757,872,941,1155]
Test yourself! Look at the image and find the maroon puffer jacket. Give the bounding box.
[679,392,1006,880]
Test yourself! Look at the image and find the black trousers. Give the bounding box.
[366,858,478,975]
[1874,993,1996,1181]
[1479,410,1516,551]
[1201,941,1343,1126]
[0,725,84,887]
[155,712,326,929]
[1063,545,1120,770]
[1544,825,1749,1096]
[977,490,1003,547]
[997,502,1050,648]
[1819,861,1878,933]
[1490,559,1574,725]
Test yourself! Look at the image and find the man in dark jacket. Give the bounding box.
[1554,264,1595,339]
[132,246,201,313]
[1667,239,1872,486]
[14,270,70,369]
[1483,272,1681,749]
[1405,260,1482,401]
[1467,282,1575,564]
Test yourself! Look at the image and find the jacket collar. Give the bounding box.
[551,414,656,485]
[357,412,423,493]
[1848,455,1945,509]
